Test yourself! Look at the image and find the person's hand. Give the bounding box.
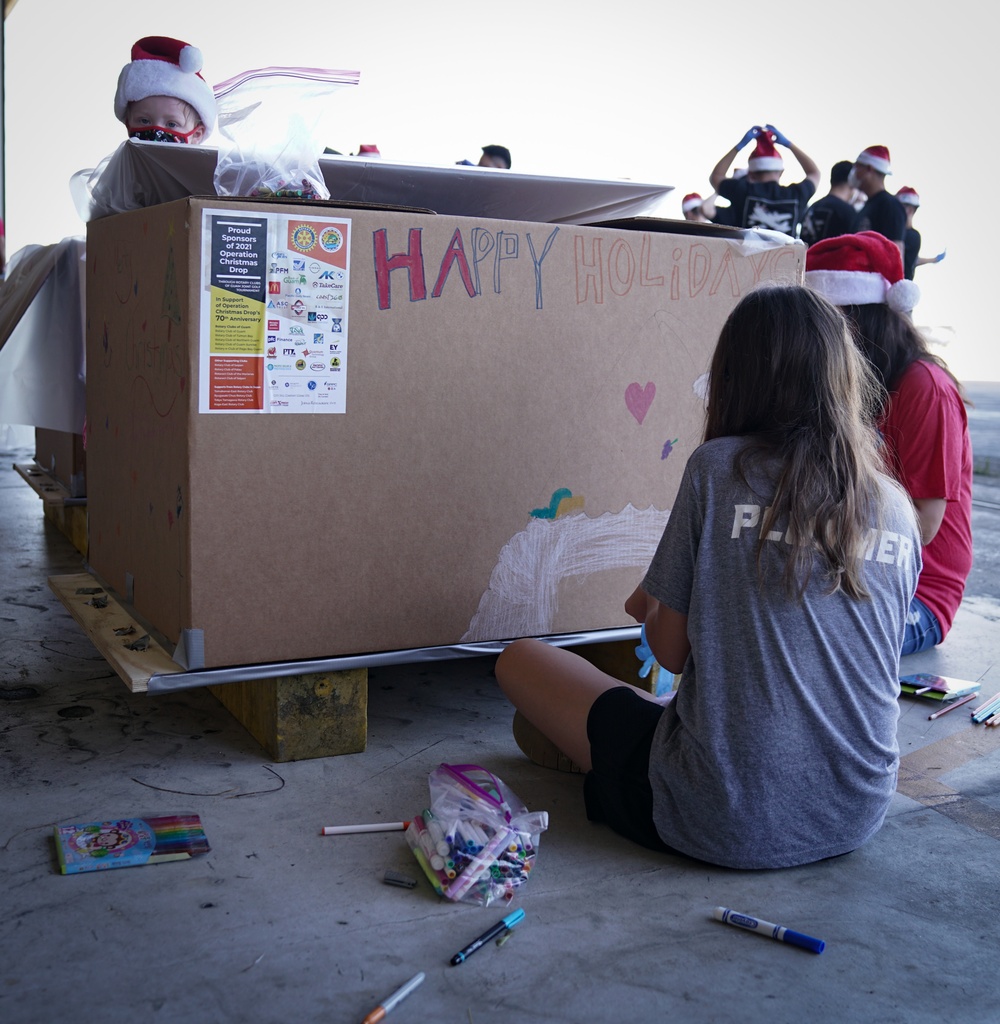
[765,124,791,147]
[933,250,946,263]
[736,125,763,149]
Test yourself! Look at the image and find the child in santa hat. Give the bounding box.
[115,35,217,144]
[805,231,972,655]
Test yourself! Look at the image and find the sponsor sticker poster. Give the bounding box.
[199,209,351,413]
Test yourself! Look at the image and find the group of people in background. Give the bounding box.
[681,127,945,283]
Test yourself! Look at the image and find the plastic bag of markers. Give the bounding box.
[405,763,549,907]
[212,66,360,200]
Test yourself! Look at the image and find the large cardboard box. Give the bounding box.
[86,198,802,669]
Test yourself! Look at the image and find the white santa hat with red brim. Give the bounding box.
[855,145,892,175]
[748,133,783,172]
[804,231,920,313]
[681,193,703,213]
[114,36,217,133]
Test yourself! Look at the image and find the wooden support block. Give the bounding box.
[15,463,88,557]
[43,501,88,557]
[569,637,659,694]
[209,670,368,763]
[50,570,369,761]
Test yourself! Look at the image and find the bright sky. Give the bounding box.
[6,0,997,380]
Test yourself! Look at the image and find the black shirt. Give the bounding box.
[709,203,736,226]
[853,190,906,245]
[717,177,816,237]
[800,194,856,247]
[902,226,921,280]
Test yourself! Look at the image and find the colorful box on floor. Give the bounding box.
[53,814,210,873]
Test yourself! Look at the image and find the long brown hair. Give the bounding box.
[839,303,970,406]
[705,284,889,600]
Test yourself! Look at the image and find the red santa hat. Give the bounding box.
[855,145,892,175]
[748,133,783,172]
[114,36,217,132]
[804,231,920,313]
[682,193,703,213]
[896,186,920,207]
[357,144,381,156]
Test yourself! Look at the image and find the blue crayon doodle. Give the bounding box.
[527,228,559,310]
[530,488,585,520]
[531,488,571,519]
[661,438,679,460]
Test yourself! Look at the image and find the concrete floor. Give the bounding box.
[3,416,1000,1024]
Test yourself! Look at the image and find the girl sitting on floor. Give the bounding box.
[496,283,920,869]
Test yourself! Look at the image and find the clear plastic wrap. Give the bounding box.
[212,66,359,200]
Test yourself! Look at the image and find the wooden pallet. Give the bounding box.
[48,573,183,693]
[48,571,368,761]
[14,463,88,556]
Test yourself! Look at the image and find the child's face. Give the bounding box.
[127,96,205,144]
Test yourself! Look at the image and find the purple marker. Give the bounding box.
[713,906,825,954]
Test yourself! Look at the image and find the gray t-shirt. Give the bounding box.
[641,436,921,869]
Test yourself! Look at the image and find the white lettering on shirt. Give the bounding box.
[864,528,912,566]
[732,508,913,566]
[731,504,789,543]
[732,504,760,538]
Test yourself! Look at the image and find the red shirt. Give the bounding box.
[878,360,973,638]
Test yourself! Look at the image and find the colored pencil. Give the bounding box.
[928,691,979,719]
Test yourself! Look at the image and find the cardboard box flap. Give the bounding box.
[80,138,673,225]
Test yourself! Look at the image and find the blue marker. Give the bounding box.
[450,908,525,965]
[713,906,825,954]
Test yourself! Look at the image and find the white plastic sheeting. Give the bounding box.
[0,237,86,434]
[71,139,674,225]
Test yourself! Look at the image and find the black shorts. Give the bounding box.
[584,686,675,854]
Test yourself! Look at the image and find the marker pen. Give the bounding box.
[413,815,446,871]
[713,906,825,954]
[450,908,525,965]
[361,971,425,1024]
[423,810,452,858]
[322,821,410,836]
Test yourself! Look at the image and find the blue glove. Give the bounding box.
[765,124,791,147]
[636,622,676,698]
[736,126,762,149]
[634,623,658,680]
[933,250,946,263]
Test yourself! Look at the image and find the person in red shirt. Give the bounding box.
[805,231,973,653]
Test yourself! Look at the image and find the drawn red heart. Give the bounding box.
[625,381,656,424]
